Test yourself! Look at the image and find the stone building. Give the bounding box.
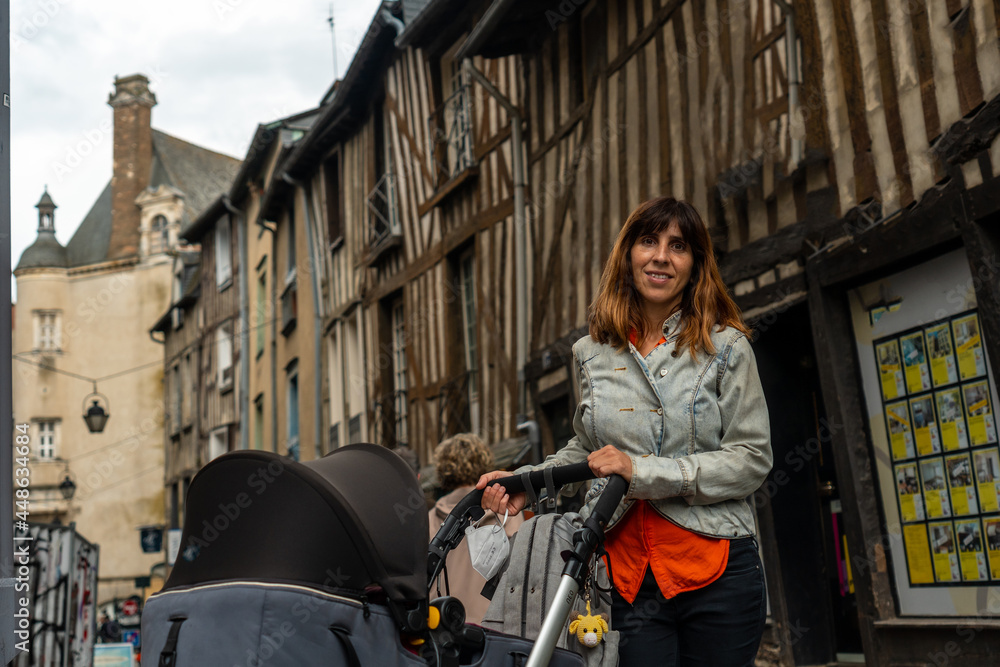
[13,73,239,605]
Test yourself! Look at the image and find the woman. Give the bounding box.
[478,197,772,666]
[429,433,523,624]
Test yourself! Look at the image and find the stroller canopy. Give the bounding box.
[164,444,427,608]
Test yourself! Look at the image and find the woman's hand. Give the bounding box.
[587,445,633,482]
[476,470,527,515]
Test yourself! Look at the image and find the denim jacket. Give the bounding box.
[517,311,772,538]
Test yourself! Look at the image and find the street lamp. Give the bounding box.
[83,384,110,433]
[59,472,76,500]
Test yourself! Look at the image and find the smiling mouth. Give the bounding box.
[645,271,673,282]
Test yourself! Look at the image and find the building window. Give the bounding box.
[33,310,61,353]
[392,300,408,446]
[215,215,233,289]
[172,262,184,329]
[170,482,180,529]
[254,394,264,451]
[430,41,474,183]
[172,364,182,434]
[286,199,297,283]
[348,414,361,444]
[209,426,228,461]
[324,153,342,248]
[329,422,340,451]
[459,252,480,431]
[281,281,297,336]
[34,420,57,460]
[287,360,300,460]
[216,323,233,392]
[150,215,169,254]
[256,269,266,356]
[184,353,194,426]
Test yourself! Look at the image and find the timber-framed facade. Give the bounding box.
[156,0,1000,663]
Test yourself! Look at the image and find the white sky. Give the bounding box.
[10,0,384,300]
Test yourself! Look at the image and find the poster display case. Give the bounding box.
[851,249,1000,615]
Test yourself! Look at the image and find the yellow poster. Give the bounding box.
[962,380,997,446]
[895,463,924,522]
[920,458,952,518]
[929,521,961,582]
[945,453,978,516]
[926,323,959,387]
[901,332,931,394]
[877,339,906,400]
[974,449,1000,513]
[886,401,915,460]
[909,395,940,456]
[955,519,989,582]
[953,314,986,380]
[903,523,935,584]
[935,388,969,451]
[984,518,1000,579]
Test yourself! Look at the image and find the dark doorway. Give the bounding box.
[752,302,864,664]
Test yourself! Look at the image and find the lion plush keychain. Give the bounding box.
[569,600,609,649]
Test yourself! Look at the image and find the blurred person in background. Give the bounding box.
[428,433,523,623]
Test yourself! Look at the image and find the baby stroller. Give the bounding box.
[141,444,626,666]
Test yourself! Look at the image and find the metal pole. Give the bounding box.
[284,174,325,459]
[526,575,580,667]
[462,59,532,420]
[0,0,15,660]
[62,524,76,667]
[223,197,250,451]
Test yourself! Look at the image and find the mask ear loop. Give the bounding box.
[473,508,510,533]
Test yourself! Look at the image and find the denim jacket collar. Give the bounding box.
[661,310,683,339]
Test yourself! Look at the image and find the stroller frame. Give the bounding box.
[427,463,628,667]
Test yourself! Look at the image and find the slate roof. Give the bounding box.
[60,129,240,269]
[15,230,68,271]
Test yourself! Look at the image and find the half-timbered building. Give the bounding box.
[150,0,1000,661]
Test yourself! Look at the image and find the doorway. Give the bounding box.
[752,302,864,664]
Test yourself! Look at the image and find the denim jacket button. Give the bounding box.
[660,368,667,377]
[657,408,663,416]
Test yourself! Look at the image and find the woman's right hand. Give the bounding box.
[476,470,527,516]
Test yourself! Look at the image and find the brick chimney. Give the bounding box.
[107,74,156,260]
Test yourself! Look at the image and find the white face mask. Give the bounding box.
[465,509,510,580]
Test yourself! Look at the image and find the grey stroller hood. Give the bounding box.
[164,444,427,618]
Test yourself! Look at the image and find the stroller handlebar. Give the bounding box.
[445,461,596,524]
[588,473,630,529]
[428,462,599,585]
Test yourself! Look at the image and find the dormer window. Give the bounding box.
[150,215,169,254]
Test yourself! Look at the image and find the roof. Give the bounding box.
[150,130,242,220]
[61,130,240,268]
[35,189,56,210]
[65,182,113,267]
[14,230,68,272]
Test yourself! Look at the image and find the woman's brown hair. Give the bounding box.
[588,196,751,357]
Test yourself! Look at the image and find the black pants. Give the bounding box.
[610,537,767,666]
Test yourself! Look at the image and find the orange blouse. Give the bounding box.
[605,331,729,603]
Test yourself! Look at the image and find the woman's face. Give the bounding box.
[629,221,694,317]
